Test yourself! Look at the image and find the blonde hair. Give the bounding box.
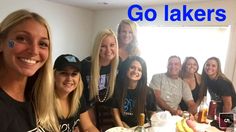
[89,29,119,101]
[117,19,140,56]
[0,9,59,131]
[54,72,83,118]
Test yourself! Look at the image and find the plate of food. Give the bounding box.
[105,127,133,132]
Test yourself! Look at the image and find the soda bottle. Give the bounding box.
[207,100,217,120]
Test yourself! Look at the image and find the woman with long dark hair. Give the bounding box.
[179,57,201,110]
[112,56,156,127]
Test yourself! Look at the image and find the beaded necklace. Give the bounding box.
[97,87,109,103]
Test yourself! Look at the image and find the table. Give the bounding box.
[106,116,225,132]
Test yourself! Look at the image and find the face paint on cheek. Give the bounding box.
[7,40,15,48]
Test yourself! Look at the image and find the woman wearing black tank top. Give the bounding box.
[180,57,201,111]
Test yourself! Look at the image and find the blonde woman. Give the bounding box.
[117,19,140,62]
[81,29,119,131]
[0,9,58,131]
[53,54,99,132]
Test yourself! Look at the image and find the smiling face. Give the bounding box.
[127,60,142,82]
[185,58,198,74]
[99,35,117,63]
[119,23,134,46]
[167,57,181,78]
[204,59,218,79]
[1,19,49,77]
[54,66,80,96]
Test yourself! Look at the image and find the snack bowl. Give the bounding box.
[150,111,172,127]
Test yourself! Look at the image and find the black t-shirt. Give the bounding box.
[81,57,112,107]
[112,87,157,127]
[81,57,116,130]
[58,95,88,132]
[0,88,38,132]
[206,77,236,113]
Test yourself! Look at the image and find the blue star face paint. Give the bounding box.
[8,40,15,48]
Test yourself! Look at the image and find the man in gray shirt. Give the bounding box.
[149,56,197,115]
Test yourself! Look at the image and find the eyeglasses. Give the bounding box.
[57,71,79,77]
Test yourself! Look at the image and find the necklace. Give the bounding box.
[97,87,109,102]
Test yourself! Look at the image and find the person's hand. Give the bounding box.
[122,121,130,128]
[176,109,183,116]
[171,109,182,116]
[189,113,195,121]
[74,126,80,132]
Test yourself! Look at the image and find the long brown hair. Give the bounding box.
[115,56,147,118]
[180,56,199,78]
[198,57,234,102]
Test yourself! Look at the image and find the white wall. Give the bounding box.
[0,0,94,61]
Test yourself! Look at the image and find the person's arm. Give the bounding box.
[146,87,158,118]
[195,73,202,107]
[195,99,201,107]
[112,108,125,127]
[222,96,232,112]
[122,121,130,128]
[182,81,197,115]
[186,100,197,115]
[218,79,234,112]
[80,111,99,132]
[154,90,181,115]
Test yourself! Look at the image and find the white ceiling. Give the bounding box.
[46,0,218,10]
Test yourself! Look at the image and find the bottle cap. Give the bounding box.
[139,113,145,126]
[182,111,190,119]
